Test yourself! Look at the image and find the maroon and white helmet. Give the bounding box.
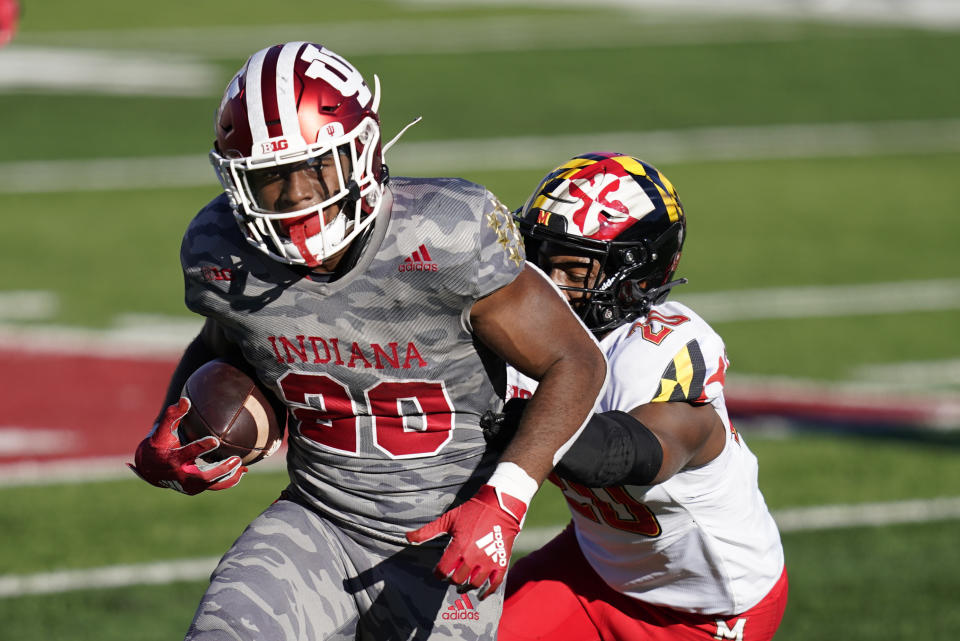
[210,42,385,267]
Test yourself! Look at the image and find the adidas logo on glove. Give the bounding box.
[475,525,508,567]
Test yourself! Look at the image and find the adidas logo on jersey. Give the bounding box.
[398,243,438,272]
[475,525,508,567]
[442,594,480,621]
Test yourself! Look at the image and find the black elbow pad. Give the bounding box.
[555,410,663,487]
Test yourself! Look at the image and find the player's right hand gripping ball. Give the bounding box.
[177,359,283,465]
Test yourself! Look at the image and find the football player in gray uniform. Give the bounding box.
[128,42,606,641]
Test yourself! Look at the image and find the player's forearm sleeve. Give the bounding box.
[554,411,663,487]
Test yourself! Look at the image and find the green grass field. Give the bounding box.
[3,431,960,640]
[2,2,959,639]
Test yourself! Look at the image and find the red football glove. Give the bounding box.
[405,484,528,600]
[127,397,246,495]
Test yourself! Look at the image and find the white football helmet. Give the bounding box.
[210,42,386,268]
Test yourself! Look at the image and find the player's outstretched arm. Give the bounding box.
[485,399,726,487]
[625,400,726,484]
[406,265,606,598]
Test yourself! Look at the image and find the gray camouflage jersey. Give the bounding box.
[182,177,525,544]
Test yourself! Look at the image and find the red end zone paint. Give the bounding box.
[1,346,956,477]
[725,380,960,431]
[0,348,177,464]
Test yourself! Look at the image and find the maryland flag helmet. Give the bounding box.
[516,152,687,334]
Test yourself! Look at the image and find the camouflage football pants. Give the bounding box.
[184,496,503,641]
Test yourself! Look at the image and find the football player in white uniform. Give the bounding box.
[128,43,606,640]
[492,153,787,641]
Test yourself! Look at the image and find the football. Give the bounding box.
[178,359,284,465]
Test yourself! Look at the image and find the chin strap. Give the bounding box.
[592,277,689,333]
[643,277,688,307]
[332,223,374,277]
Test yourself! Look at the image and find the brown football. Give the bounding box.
[178,359,283,465]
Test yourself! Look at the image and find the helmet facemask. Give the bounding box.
[211,117,383,268]
[526,224,685,335]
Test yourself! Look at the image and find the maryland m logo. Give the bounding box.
[714,618,747,640]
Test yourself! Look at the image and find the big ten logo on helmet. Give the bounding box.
[260,138,289,155]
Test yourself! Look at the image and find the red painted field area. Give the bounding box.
[1,344,957,481]
[0,348,177,464]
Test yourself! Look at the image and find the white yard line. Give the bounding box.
[0,455,286,488]
[0,291,58,321]
[0,428,78,457]
[518,496,960,551]
[4,11,921,61]
[2,496,958,598]
[400,0,960,30]
[0,558,223,598]
[676,278,960,322]
[3,119,960,194]
[853,358,960,387]
[771,496,960,531]
[0,48,217,96]
[3,4,955,94]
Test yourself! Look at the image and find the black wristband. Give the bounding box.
[555,410,663,487]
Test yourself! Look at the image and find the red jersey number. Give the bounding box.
[278,372,454,458]
[629,310,691,346]
[553,475,662,537]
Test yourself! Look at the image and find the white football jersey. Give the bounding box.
[507,300,784,615]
